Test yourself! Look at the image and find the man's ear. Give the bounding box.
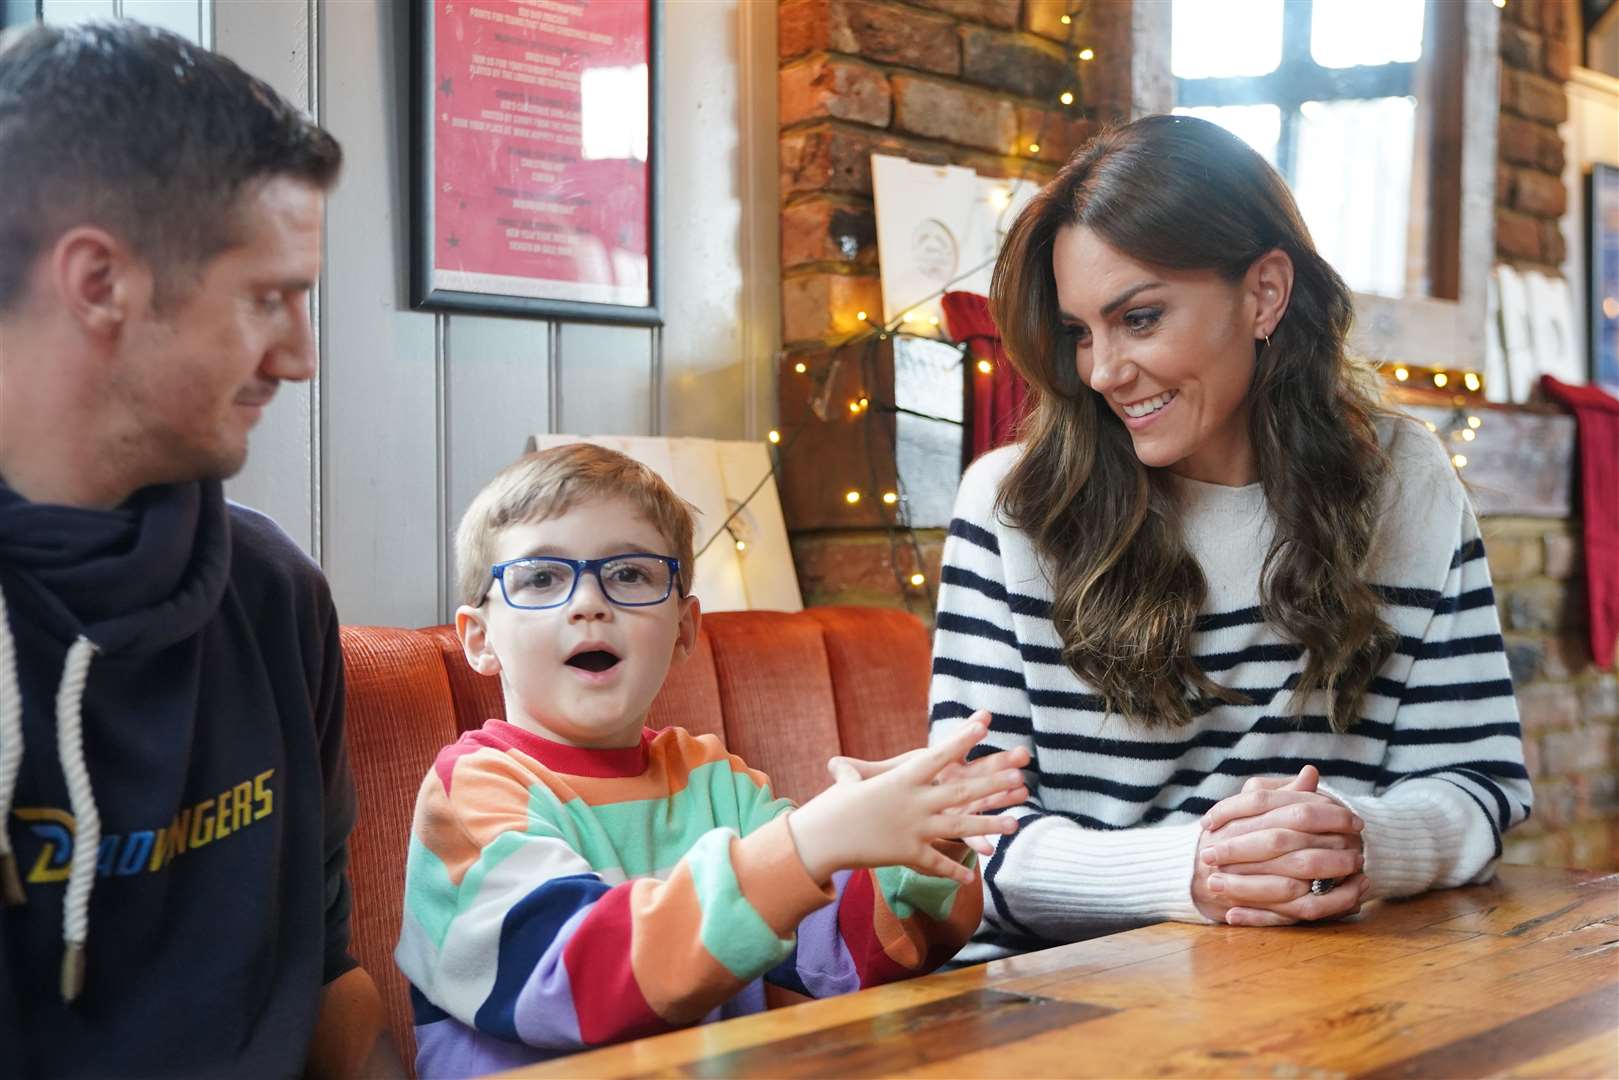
[671,594,701,665]
[50,226,150,340]
[456,605,502,676]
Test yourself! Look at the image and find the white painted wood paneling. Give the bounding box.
[318,0,439,627]
[444,315,551,619]
[558,322,654,437]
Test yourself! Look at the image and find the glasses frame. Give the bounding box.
[488,553,683,610]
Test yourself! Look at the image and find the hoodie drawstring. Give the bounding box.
[0,586,25,907]
[55,634,99,1003]
[0,584,101,1003]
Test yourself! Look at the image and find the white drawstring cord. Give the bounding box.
[0,586,24,906]
[55,635,98,1002]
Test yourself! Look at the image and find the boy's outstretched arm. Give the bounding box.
[770,720,1029,996]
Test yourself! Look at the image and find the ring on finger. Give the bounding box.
[1309,877,1339,895]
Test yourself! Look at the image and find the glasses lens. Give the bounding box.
[598,556,672,605]
[503,559,575,607]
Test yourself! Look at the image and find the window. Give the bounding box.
[1171,0,1459,301]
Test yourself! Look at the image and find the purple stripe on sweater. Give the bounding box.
[414,1017,562,1079]
[791,868,861,997]
[511,904,589,1047]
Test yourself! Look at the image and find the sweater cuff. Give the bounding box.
[731,815,837,936]
[1314,781,1467,901]
[999,817,1210,932]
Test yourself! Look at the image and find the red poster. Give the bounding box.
[415,0,656,320]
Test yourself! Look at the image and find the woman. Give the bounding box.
[931,114,1530,965]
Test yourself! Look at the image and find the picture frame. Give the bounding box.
[1589,162,1619,388]
[410,0,661,325]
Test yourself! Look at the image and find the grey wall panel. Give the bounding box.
[39,0,115,24]
[657,0,744,440]
[119,0,205,39]
[443,315,551,620]
[215,0,317,553]
[557,322,654,436]
[318,0,438,627]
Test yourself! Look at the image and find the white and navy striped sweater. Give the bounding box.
[929,417,1531,965]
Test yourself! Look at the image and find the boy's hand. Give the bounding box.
[787,720,1027,886]
[825,711,1030,857]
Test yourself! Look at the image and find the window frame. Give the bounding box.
[1136,0,1498,372]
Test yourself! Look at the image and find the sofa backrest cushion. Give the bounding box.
[339,626,461,1069]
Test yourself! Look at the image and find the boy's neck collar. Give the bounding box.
[482,719,655,777]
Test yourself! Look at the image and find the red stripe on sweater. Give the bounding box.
[562,885,671,1045]
[837,871,914,987]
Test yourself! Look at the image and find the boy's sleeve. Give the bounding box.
[394,748,834,1052]
[762,805,985,997]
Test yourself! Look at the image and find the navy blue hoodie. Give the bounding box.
[0,478,357,1078]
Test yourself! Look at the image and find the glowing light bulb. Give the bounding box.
[794,362,807,374]
[977,359,993,375]
[1060,91,1074,106]
[882,492,898,505]
[1452,454,1468,468]
[1433,372,1449,388]
[858,396,869,409]
[1060,13,1071,24]
[1078,48,1095,61]
[849,400,861,414]
[1461,428,1475,442]
[909,573,926,587]
[1467,416,1481,429]
[856,310,868,322]
[1027,142,1041,154]
[767,429,781,444]
[845,490,861,505]
[1463,371,1481,392]
[734,539,747,552]
[1394,367,1409,382]
[1491,0,1505,8]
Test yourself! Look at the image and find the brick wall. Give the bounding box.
[1495,0,1574,268]
[779,0,1122,615]
[1486,518,1619,868]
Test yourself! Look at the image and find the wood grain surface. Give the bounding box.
[494,866,1619,1079]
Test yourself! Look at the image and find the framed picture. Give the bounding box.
[410,0,661,324]
[1590,163,1619,388]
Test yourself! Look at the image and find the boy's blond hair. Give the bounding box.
[456,443,698,608]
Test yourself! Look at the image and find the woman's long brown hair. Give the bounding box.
[990,114,1396,733]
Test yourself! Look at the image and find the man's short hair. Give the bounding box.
[456,444,700,608]
[0,20,342,313]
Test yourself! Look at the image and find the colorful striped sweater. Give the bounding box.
[929,417,1532,965]
[396,720,981,1077]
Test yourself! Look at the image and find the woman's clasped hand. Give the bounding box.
[1193,765,1370,926]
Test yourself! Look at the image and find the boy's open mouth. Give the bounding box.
[566,649,621,673]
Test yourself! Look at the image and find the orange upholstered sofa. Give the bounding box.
[339,606,932,1067]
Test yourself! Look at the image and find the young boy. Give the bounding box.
[395,444,1028,1076]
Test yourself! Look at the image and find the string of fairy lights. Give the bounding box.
[694,6,1104,613]
[699,3,1494,609]
[1386,362,1490,470]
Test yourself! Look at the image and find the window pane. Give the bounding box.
[1311,0,1424,68]
[1171,105,1282,167]
[1171,0,1282,78]
[1292,97,1417,297]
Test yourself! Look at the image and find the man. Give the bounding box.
[0,21,402,1077]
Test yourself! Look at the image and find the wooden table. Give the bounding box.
[504,865,1618,1078]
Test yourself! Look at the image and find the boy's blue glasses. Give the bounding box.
[489,553,682,610]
